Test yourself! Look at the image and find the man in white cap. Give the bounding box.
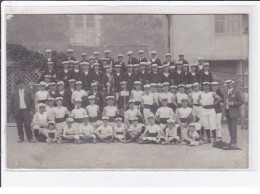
[149,64,162,84]
[114,54,126,72]
[178,53,188,64]
[123,64,137,91]
[93,51,102,65]
[113,64,124,99]
[163,53,175,67]
[150,50,162,66]
[199,62,213,85]
[38,62,57,83]
[223,80,243,148]
[80,53,89,63]
[79,62,93,92]
[67,79,76,111]
[88,81,104,110]
[57,61,72,88]
[172,61,183,86]
[138,50,148,63]
[102,65,114,96]
[55,81,69,108]
[70,61,82,81]
[94,116,114,143]
[92,63,103,85]
[41,49,58,72]
[104,50,115,70]
[188,64,199,84]
[65,48,76,61]
[127,50,138,65]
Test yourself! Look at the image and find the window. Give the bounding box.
[215,15,241,34]
[71,15,100,46]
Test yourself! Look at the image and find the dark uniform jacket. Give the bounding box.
[114,61,126,73]
[127,57,139,65]
[178,59,189,64]
[223,88,243,118]
[65,88,75,111]
[11,89,34,118]
[137,71,149,86]
[113,72,124,92]
[172,71,183,86]
[57,70,72,87]
[79,71,93,91]
[149,72,162,84]
[87,90,104,110]
[123,72,138,91]
[214,89,224,114]
[150,58,162,66]
[48,90,57,99]
[139,57,148,63]
[163,61,175,66]
[92,71,103,85]
[64,56,77,61]
[188,72,199,84]
[38,68,57,83]
[102,73,114,92]
[70,70,82,81]
[41,57,60,72]
[199,71,213,85]
[161,72,173,84]
[181,72,190,85]
[55,90,70,108]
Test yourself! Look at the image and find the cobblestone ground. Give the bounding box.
[5,124,248,169]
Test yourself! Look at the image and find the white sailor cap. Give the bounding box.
[81,53,87,56]
[80,61,90,66]
[48,82,56,86]
[101,57,109,61]
[181,97,189,102]
[47,97,55,101]
[185,84,192,88]
[106,96,115,100]
[57,81,64,85]
[133,64,140,67]
[120,81,126,85]
[148,114,155,119]
[127,51,133,56]
[38,103,46,108]
[93,51,100,55]
[104,50,111,54]
[104,65,110,69]
[203,81,211,85]
[66,118,74,123]
[115,64,121,68]
[75,81,82,85]
[224,80,235,86]
[158,83,163,87]
[176,61,183,65]
[138,50,144,54]
[211,81,219,85]
[170,85,177,89]
[183,63,189,67]
[93,63,100,66]
[151,83,158,87]
[151,51,157,55]
[189,123,196,127]
[167,119,175,124]
[74,98,82,103]
[165,53,172,57]
[89,56,95,60]
[163,64,170,67]
[140,62,147,66]
[62,61,69,65]
[203,62,210,66]
[39,81,47,86]
[102,116,109,120]
[179,53,184,56]
[88,95,96,100]
[192,82,200,87]
[48,121,55,125]
[146,61,152,65]
[151,64,158,68]
[118,54,123,58]
[115,117,122,122]
[128,99,135,104]
[67,49,74,53]
[73,61,80,65]
[55,97,63,101]
[198,56,204,61]
[45,49,52,53]
[68,79,76,83]
[47,62,54,65]
[178,84,185,88]
[144,84,151,89]
[163,82,169,86]
[127,64,133,68]
[169,66,176,69]
[91,82,98,87]
[134,81,142,85]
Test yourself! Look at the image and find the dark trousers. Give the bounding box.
[226,110,237,144]
[15,109,32,141]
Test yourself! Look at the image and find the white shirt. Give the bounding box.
[146,124,160,133]
[155,107,175,119]
[191,91,201,104]
[177,70,182,74]
[103,106,117,117]
[46,106,55,121]
[71,108,87,119]
[142,93,154,105]
[176,92,189,104]
[86,104,99,117]
[200,92,214,106]
[125,108,141,121]
[96,125,113,136]
[32,112,48,126]
[53,106,69,119]
[177,107,192,118]
[72,90,87,101]
[159,92,174,103]
[79,124,94,136]
[19,89,27,109]
[35,90,48,101]
[132,90,144,102]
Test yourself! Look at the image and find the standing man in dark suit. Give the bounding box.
[64,49,76,61]
[163,53,175,67]
[11,80,34,142]
[199,62,213,85]
[94,51,102,65]
[127,51,138,65]
[178,53,189,64]
[80,53,89,63]
[172,61,183,86]
[138,50,148,64]
[79,62,93,92]
[150,51,162,66]
[104,50,115,71]
[223,80,243,148]
[41,49,59,72]
[114,54,126,73]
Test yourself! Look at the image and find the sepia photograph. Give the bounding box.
[4,11,249,170]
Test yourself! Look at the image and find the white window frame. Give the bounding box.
[214,15,242,35]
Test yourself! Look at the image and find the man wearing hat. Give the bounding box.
[149,64,162,84]
[102,65,115,96]
[104,50,115,71]
[11,80,34,142]
[79,62,93,92]
[92,63,103,85]
[57,61,72,88]
[138,50,148,63]
[55,81,70,108]
[70,61,82,81]
[41,49,59,72]
[94,116,114,143]
[199,62,213,85]
[113,64,124,98]
[188,64,199,84]
[150,51,162,66]
[127,51,138,65]
[123,64,138,91]
[223,80,243,148]
[136,62,149,86]
[172,61,183,86]
[88,82,104,110]
[163,53,175,67]
[114,54,126,73]
[93,51,102,65]
[65,48,76,61]
[161,64,172,84]
[80,53,89,63]
[117,81,130,112]
[178,53,189,64]
[66,79,76,111]
[38,61,57,83]
[47,82,57,98]
[181,64,190,85]
[241,86,248,130]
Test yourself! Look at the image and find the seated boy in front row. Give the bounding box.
[184,123,200,146]
[113,117,126,143]
[61,118,80,143]
[125,117,145,143]
[78,115,96,143]
[160,119,180,145]
[94,116,114,143]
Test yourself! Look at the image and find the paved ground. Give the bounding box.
[6,124,248,170]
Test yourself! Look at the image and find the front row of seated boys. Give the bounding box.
[32,104,201,146]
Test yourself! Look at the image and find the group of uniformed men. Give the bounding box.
[28,48,226,146]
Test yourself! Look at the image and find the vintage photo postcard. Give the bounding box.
[1,2,253,173]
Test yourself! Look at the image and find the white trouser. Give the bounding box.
[216,113,222,138]
[143,108,153,125]
[56,122,66,135]
[180,124,189,139]
[201,108,216,130]
[192,106,203,126]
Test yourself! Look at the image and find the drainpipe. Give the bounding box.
[166,15,171,53]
